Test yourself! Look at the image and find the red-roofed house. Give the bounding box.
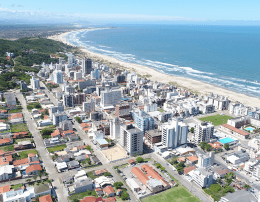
[13,131,29,139]
[80,196,96,202]
[183,166,196,175]
[26,164,42,175]
[0,138,13,146]
[39,194,52,202]
[62,130,75,137]
[8,113,23,120]
[0,155,12,166]
[103,186,115,197]
[186,156,198,164]
[0,185,10,194]
[221,124,249,139]
[51,129,61,138]
[103,198,116,202]
[209,142,222,150]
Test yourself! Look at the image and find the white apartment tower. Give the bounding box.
[100,85,121,108]
[30,76,39,90]
[194,121,214,145]
[53,70,63,84]
[110,117,121,139]
[120,124,143,155]
[162,118,188,149]
[198,152,214,168]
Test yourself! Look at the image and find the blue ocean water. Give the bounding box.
[65,25,260,97]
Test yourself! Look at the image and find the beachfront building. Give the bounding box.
[91,69,100,80]
[194,121,214,145]
[120,124,143,155]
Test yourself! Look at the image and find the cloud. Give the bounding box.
[17,5,24,7]
[11,4,15,8]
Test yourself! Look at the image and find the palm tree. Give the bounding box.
[38,172,43,180]
[33,175,37,181]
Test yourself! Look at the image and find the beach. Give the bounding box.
[48,30,260,109]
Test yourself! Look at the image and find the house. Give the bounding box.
[209,142,222,150]
[178,157,186,162]
[26,164,42,175]
[116,189,122,196]
[34,184,52,197]
[0,165,14,180]
[13,131,29,139]
[1,186,35,202]
[104,198,116,202]
[14,140,34,150]
[0,185,10,194]
[0,138,13,146]
[39,194,52,202]
[94,169,107,176]
[221,124,250,139]
[91,156,101,165]
[74,177,93,193]
[186,156,198,164]
[51,129,62,138]
[56,162,68,172]
[214,169,230,179]
[95,188,103,196]
[67,160,80,170]
[103,186,115,197]
[94,176,114,188]
[183,166,196,175]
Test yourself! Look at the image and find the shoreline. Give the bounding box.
[48,30,260,109]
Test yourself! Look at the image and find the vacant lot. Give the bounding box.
[102,145,128,161]
[142,186,200,202]
[47,144,66,153]
[0,145,14,152]
[11,123,28,133]
[199,114,233,126]
[16,149,38,159]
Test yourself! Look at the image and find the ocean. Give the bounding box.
[65,25,260,97]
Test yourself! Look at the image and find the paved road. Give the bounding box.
[16,92,68,202]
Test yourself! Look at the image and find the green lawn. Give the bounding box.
[16,149,38,159]
[0,144,14,152]
[118,163,129,169]
[199,114,233,126]
[8,106,23,113]
[11,183,23,189]
[86,171,99,180]
[68,190,97,201]
[158,109,164,112]
[11,123,28,133]
[142,186,200,202]
[47,144,66,153]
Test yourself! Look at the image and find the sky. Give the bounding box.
[1,0,260,24]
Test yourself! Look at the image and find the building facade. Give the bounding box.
[194,121,214,145]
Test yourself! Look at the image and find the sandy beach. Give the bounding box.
[48,30,260,109]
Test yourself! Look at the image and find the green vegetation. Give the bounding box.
[8,106,23,113]
[69,190,97,201]
[27,102,42,111]
[158,109,164,112]
[136,156,144,163]
[142,186,200,202]
[41,128,55,139]
[46,83,59,91]
[0,144,14,152]
[224,143,230,150]
[143,158,152,162]
[75,116,82,123]
[190,127,194,133]
[199,142,213,151]
[199,114,233,126]
[104,172,112,177]
[47,144,66,153]
[11,123,28,133]
[114,181,123,189]
[11,183,23,189]
[204,183,235,201]
[118,163,129,169]
[176,161,185,173]
[86,171,98,180]
[15,149,38,160]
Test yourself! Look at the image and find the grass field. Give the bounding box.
[0,145,14,152]
[142,186,200,202]
[11,123,28,133]
[16,149,38,159]
[47,144,66,153]
[199,114,233,126]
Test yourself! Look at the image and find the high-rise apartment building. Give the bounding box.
[110,117,121,139]
[132,110,154,135]
[115,103,132,120]
[161,118,188,149]
[83,99,95,113]
[63,93,74,107]
[53,111,67,126]
[53,70,63,84]
[194,121,214,145]
[120,124,143,155]
[74,93,86,105]
[49,102,64,117]
[100,86,121,108]
[30,76,39,90]
[82,57,92,75]
[198,152,215,168]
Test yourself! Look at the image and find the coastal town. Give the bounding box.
[1,38,260,202]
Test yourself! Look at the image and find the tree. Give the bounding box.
[216,178,222,184]
[224,143,230,150]
[156,163,162,169]
[104,172,112,177]
[40,114,44,119]
[121,192,129,200]
[33,175,37,181]
[199,142,207,150]
[73,199,79,202]
[86,158,91,165]
[114,182,123,189]
[205,144,212,151]
[26,179,31,184]
[46,179,52,184]
[160,167,166,171]
[136,157,144,163]
[190,127,194,133]
[75,116,82,123]
[244,184,251,190]
[38,172,43,180]
[86,145,92,151]
[41,128,54,139]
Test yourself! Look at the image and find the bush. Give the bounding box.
[41,128,54,139]
[114,182,123,189]
[75,116,82,123]
[104,172,112,177]
[136,157,144,163]
[210,184,221,193]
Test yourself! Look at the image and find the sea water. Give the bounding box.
[66,24,260,97]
